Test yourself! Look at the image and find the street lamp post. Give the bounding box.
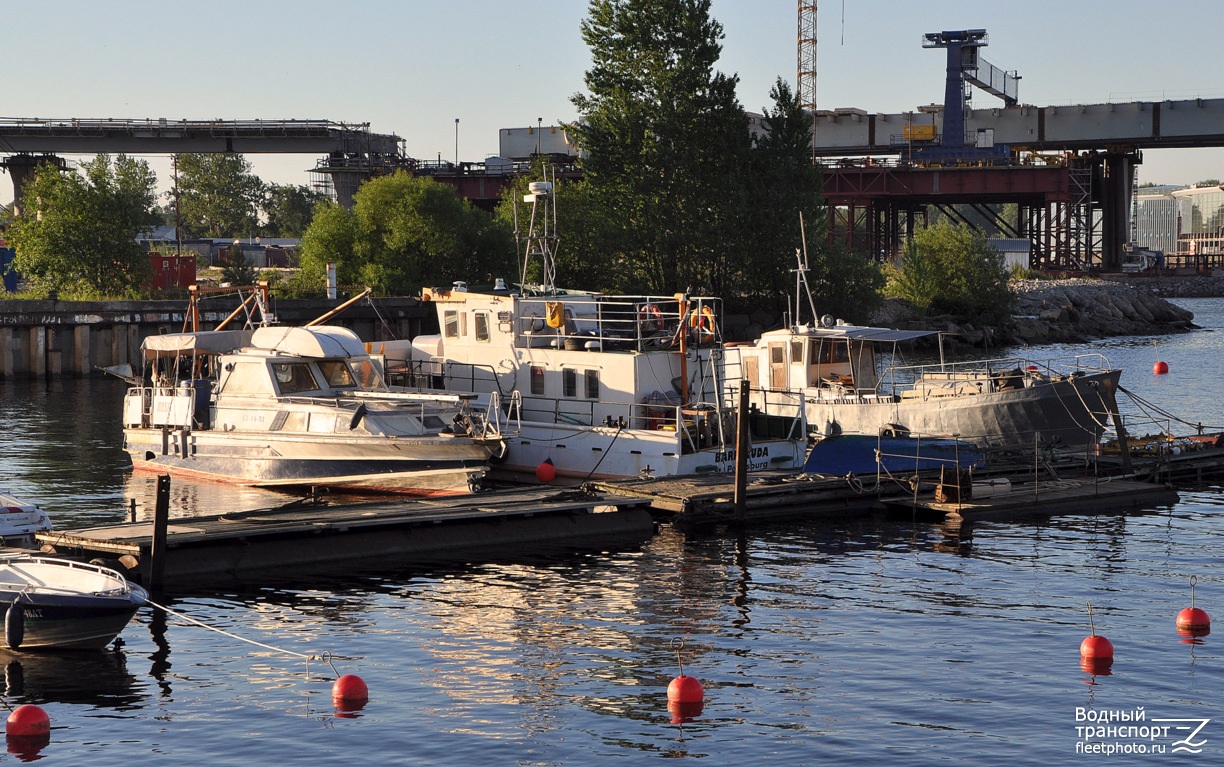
[454,118,459,168]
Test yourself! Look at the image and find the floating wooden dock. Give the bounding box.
[878,477,1180,522]
[35,487,656,589]
[593,471,877,529]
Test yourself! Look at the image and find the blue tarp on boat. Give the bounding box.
[803,434,983,476]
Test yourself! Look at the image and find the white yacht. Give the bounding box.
[120,322,504,495]
[383,177,808,482]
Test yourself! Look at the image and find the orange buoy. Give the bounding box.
[1177,576,1211,636]
[332,674,368,704]
[1153,360,1169,375]
[535,458,557,483]
[5,705,49,738]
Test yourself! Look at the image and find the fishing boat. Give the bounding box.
[723,250,1125,453]
[383,176,808,482]
[0,557,147,650]
[116,286,504,495]
[0,490,52,549]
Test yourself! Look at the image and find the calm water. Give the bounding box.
[0,299,1221,765]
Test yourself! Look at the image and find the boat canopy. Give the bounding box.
[250,325,368,359]
[141,330,254,360]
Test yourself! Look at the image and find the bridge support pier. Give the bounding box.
[0,154,68,215]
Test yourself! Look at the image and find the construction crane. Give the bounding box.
[906,30,1020,165]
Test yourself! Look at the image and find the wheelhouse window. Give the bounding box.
[474,312,491,342]
[444,310,461,339]
[219,361,274,396]
[585,369,599,399]
[530,365,545,395]
[272,362,321,394]
[318,360,355,388]
[563,368,577,398]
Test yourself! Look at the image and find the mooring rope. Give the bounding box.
[143,598,349,665]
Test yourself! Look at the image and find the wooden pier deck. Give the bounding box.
[593,470,878,528]
[35,487,656,588]
[878,477,1180,522]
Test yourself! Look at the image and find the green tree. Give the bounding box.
[174,153,265,238]
[297,172,514,296]
[263,183,328,237]
[8,154,160,298]
[569,0,751,296]
[886,221,1014,325]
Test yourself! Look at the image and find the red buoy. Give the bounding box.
[1080,601,1114,665]
[535,458,557,483]
[667,675,704,704]
[667,699,704,723]
[1153,360,1169,375]
[332,674,368,703]
[1080,634,1114,660]
[5,706,49,738]
[1177,607,1211,636]
[1177,577,1211,636]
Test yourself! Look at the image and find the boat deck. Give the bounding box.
[36,487,656,588]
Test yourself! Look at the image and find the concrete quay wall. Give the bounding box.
[0,297,432,379]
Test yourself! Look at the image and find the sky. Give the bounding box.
[4,0,1224,204]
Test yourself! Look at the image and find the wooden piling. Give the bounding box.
[734,381,750,522]
[149,475,170,591]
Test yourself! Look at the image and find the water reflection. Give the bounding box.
[1,647,145,709]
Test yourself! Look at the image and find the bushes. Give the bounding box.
[885,222,1015,326]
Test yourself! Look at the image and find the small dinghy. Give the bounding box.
[0,557,148,650]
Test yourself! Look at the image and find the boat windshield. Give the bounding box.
[318,360,356,388]
[272,362,322,394]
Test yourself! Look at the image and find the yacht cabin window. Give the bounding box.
[352,359,384,389]
[272,362,321,395]
[474,312,491,342]
[563,369,577,398]
[443,310,464,339]
[318,360,356,388]
[530,365,545,395]
[585,369,600,399]
[220,361,275,396]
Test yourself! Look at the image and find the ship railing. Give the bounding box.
[513,295,723,351]
[882,352,1113,398]
[126,384,205,429]
[723,383,808,443]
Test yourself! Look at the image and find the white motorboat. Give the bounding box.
[118,297,505,495]
[0,557,147,650]
[0,491,52,549]
[723,252,1124,452]
[383,176,808,482]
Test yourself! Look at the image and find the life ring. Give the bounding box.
[637,303,665,334]
[688,306,716,343]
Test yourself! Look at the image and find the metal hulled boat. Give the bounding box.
[118,286,504,495]
[0,557,147,650]
[384,176,808,482]
[723,250,1125,454]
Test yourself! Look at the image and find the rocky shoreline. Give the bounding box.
[870,276,1206,348]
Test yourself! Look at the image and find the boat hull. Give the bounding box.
[0,560,147,651]
[492,422,806,481]
[123,428,489,495]
[804,369,1121,449]
[2,590,147,650]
